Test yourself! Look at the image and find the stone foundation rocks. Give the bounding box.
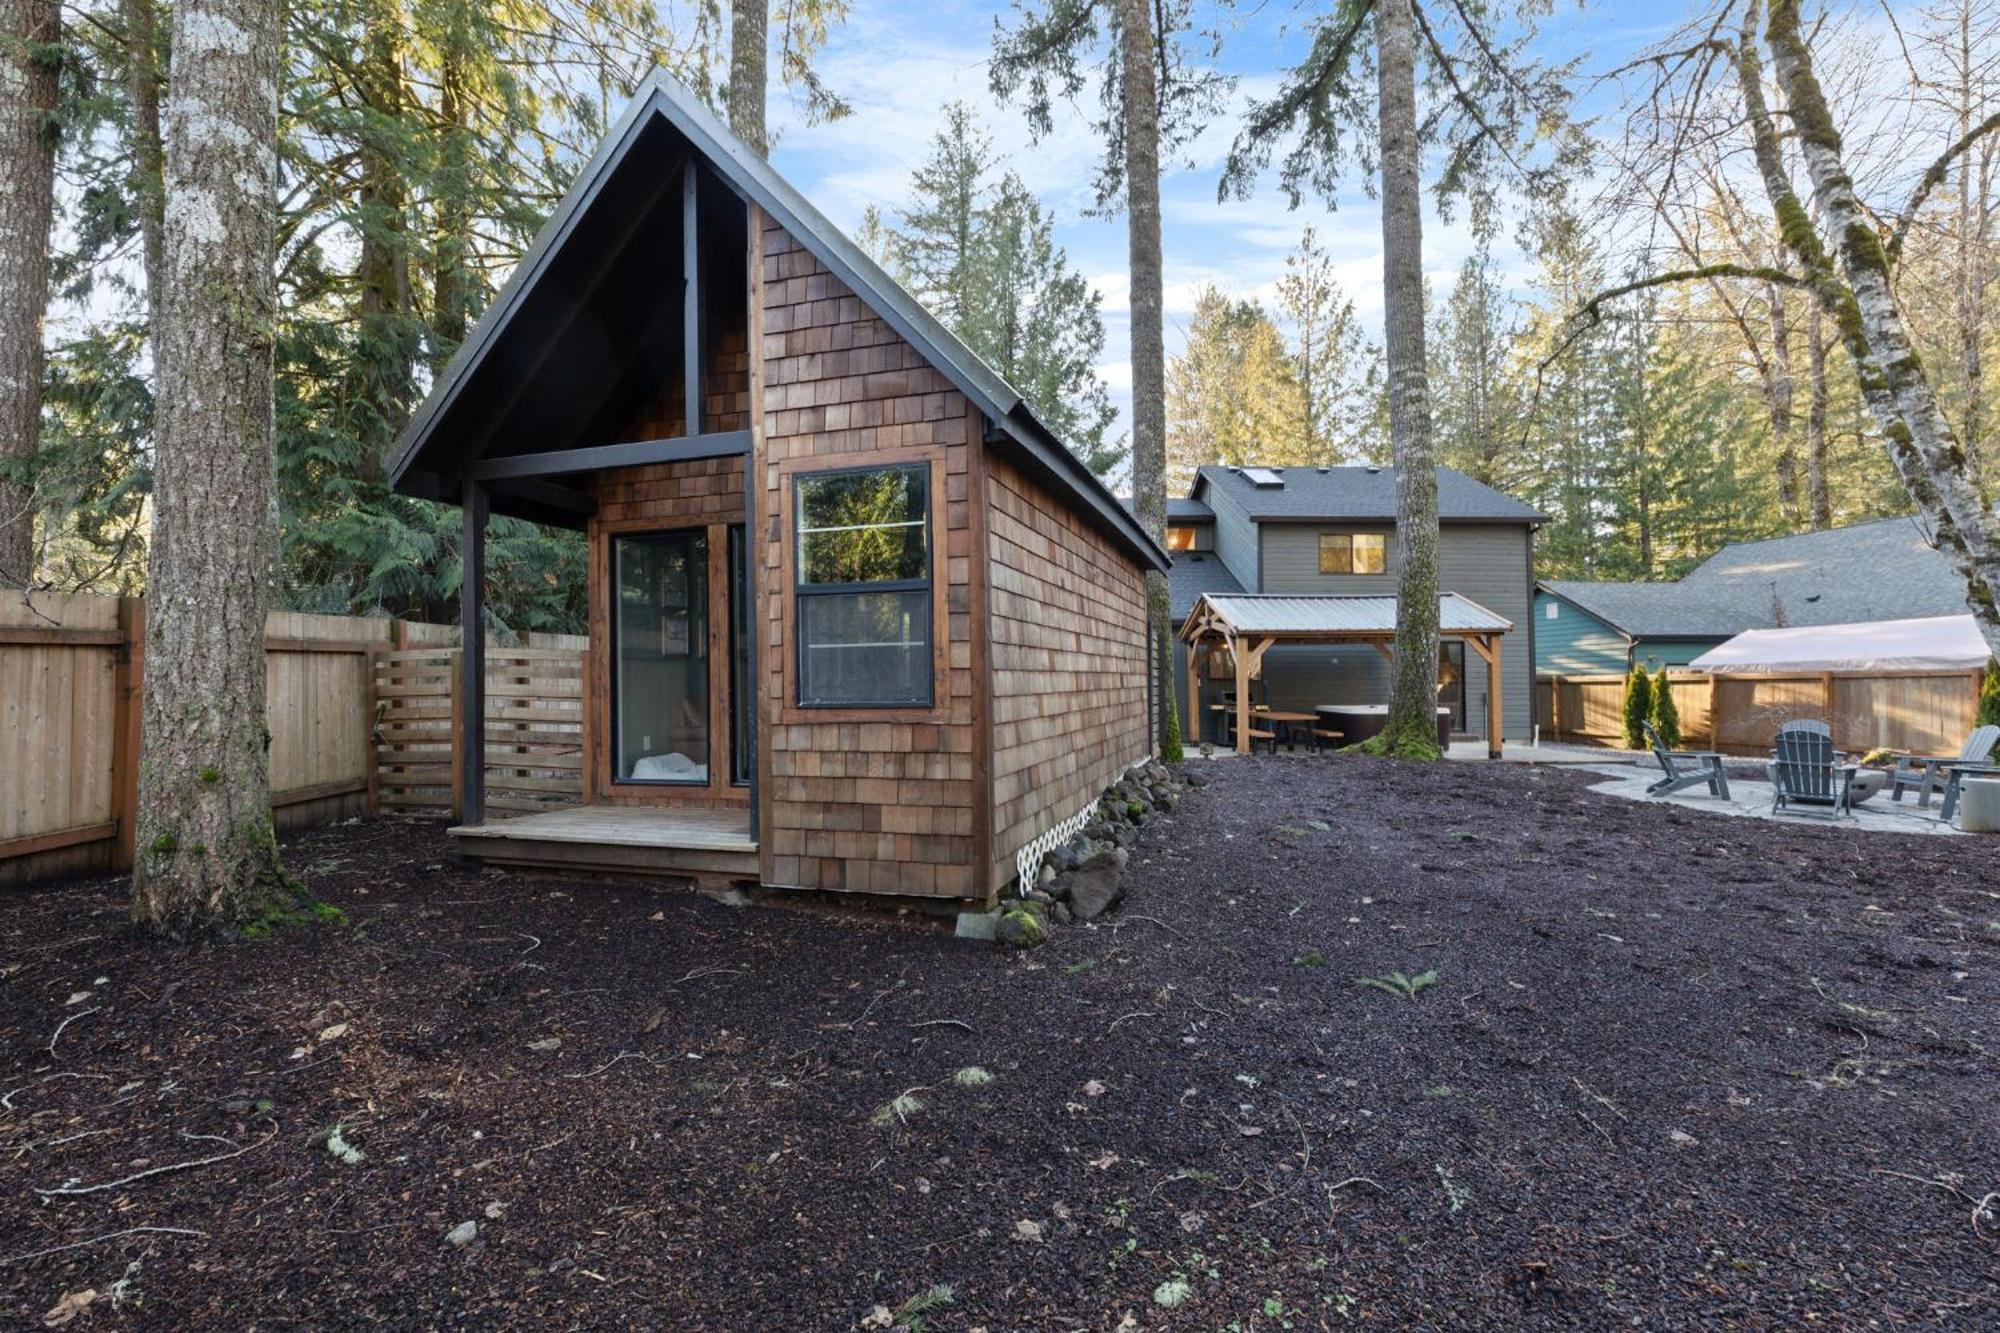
[991,761,1191,947]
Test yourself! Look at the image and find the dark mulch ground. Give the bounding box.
[2,758,1996,1330]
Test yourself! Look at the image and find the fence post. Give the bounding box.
[449,646,464,822]
[110,597,145,872]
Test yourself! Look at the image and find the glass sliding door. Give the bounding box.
[612,530,709,783]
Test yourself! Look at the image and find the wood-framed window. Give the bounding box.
[1318,531,1386,575]
[792,461,934,708]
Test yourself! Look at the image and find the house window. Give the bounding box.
[794,462,933,707]
[1545,600,1559,620]
[1318,532,1386,575]
[1165,526,1197,551]
[611,529,708,784]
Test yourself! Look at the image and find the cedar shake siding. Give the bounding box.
[987,451,1151,894]
[754,215,982,898]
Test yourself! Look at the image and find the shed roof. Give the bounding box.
[1181,592,1512,640]
[387,69,1165,571]
[1169,497,1214,522]
[1193,465,1544,524]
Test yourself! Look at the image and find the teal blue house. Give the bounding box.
[1534,583,1729,675]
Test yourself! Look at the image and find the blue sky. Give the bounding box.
[761,0,1693,450]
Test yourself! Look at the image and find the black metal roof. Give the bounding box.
[1191,465,1545,524]
[388,69,1166,571]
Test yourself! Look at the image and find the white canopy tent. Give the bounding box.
[1688,613,1994,675]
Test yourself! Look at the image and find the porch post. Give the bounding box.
[460,481,488,825]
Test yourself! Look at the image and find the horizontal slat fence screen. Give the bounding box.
[2,586,588,887]
[375,648,587,817]
[1539,669,1983,757]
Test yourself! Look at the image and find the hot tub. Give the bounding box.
[1315,704,1452,750]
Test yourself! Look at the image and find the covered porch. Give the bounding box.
[1179,592,1514,759]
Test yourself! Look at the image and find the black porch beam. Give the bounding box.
[459,481,489,826]
[463,430,751,482]
[683,162,702,434]
[486,477,597,519]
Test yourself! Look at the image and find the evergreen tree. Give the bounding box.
[1433,241,1518,490]
[1165,285,1308,489]
[1651,665,1681,750]
[874,101,1122,475]
[1977,660,2000,742]
[1274,225,1376,464]
[1621,666,1654,752]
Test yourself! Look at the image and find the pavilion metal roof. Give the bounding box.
[1181,592,1512,639]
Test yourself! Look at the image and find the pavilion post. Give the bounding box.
[1234,638,1252,756]
[1485,634,1502,759]
[1185,634,1203,748]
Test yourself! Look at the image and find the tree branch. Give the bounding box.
[1888,110,2000,266]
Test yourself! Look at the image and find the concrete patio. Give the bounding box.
[1571,763,1968,835]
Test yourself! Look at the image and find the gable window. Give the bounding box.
[794,463,933,707]
[1318,531,1386,575]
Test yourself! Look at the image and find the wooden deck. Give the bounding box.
[449,804,759,883]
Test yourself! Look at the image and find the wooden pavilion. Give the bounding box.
[1179,592,1513,758]
[387,71,1168,903]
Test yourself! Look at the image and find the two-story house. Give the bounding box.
[1169,465,1545,746]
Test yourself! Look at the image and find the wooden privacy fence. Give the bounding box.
[1538,669,1985,757]
[1,587,587,887]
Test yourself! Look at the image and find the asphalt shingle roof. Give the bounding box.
[1544,516,1969,638]
[1194,465,1545,523]
[1168,498,1214,521]
[1167,551,1244,621]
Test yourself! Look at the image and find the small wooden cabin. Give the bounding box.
[388,72,1167,906]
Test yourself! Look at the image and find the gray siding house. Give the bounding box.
[1168,465,1544,743]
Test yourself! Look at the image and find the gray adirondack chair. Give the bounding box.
[1887,723,2000,812]
[1642,721,1730,800]
[1768,721,1854,819]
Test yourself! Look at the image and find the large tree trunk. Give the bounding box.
[1763,282,1800,519]
[134,0,295,936]
[0,0,57,585]
[354,3,411,488]
[429,11,472,369]
[1119,0,1178,759]
[1805,303,1830,527]
[729,0,769,156]
[1373,0,1442,758]
[122,0,166,322]
[1755,0,2000,655]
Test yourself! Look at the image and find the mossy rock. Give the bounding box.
[996,904,1047,949]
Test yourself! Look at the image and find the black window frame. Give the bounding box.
[792,461,934,710]
[1317,530,1387,575]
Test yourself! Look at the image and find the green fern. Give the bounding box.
[1355,968,1439,1001]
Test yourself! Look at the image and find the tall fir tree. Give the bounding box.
[872,104,1121,474]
